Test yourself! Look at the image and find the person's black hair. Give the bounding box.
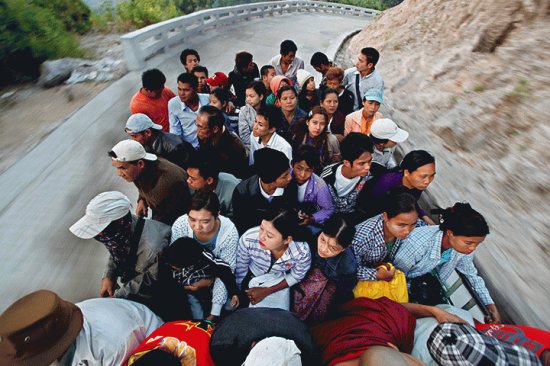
[280,39,298,55]
[260,64,275,77]
[141,69,166,91]
[310,52,329,67]
[246,80,267,99]
[263,208,308,242]
[210,87,230,105]
[132,349,181,366]
[400,150,435,173]
[179,48,200,65]
[371,135,389,145]
[199,105,225,129]
[177,72,198,89]
[384,189,418,219]
[322,215,356,249]
[189,189,220,216]
[277,84,297,99]
[292,144,320,170]
[340,132,374,164]
[191,65,209,77]
[257,104,281,130]
[360,47,380,66]
[320,87,339,102]
[235,51,253,70]
[187,152,220,180]
[433,202,490,237]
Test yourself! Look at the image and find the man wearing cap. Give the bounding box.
[228,51,260,107]
[109,139,191,226]
[196,105,249,180]
[130,68,175,132]
[344,88,383,136]
[125,113,195,169]
[0,290,163,366]
[232,148,297,234]
[70,191,171,307]
[369,118,409,174]
[168,73,209,149]
[342,47,384,111]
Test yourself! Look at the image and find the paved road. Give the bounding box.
[0,13,368,311]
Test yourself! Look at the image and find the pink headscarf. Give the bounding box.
[270,75,293,96]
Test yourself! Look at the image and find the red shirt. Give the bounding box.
[125,320,215,366]
[476,323,550,357]
[130,87,176,132]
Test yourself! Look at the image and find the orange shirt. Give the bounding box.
[130,87,176,132]
[344,110,383,136]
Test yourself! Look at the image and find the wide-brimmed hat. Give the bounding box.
[0,290,83,366]
[370,118,409,143]
[428,323,542,365]
[69,191,131,239]
[125,113,162,133]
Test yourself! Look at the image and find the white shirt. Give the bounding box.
[259,178,285,202]
[334,165,360,197]
[372,146,397,169]
[297,181,307,202]
[270,55,305,84]
[70,298,163,366]
[167,93,209,148]
[249,132,293,165]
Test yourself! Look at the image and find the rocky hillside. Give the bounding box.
[344,0,550,327]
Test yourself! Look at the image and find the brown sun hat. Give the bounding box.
[0,290,83,366]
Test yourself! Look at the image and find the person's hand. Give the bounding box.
[298,213,315,226]
[136,199,148,218]
[100,277,115,297]
[245,287,271,305]
[230,294,240,308]
[376,263,396,281]
[485,304,502,324]
[206,314,218,322]
[225,101,236,114]
[432,307,468,324]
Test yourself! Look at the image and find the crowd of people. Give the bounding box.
[1,40,549,366]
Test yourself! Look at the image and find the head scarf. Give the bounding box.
[94,213,133,277]
[270,75,293,96]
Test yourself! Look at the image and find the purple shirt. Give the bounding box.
[294,173,334,224]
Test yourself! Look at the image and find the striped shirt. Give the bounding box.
[236,226,311,288]
[393,225,494,305]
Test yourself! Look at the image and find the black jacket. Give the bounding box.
[150,131,195,169]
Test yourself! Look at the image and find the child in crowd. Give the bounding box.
[369,118,409,173]
[344,88,383,136]
[238,81,267,151]
[266,75,292,106]
[297,69,320,113]
[289,145,334,228]
[209,87,237,133]
[248,104,292,165]
[320,88,345,142]
[293,215,356,325]
[171,190,239,321]
[393,202,502,323]
[236,209,311,309]
[292,106,340,171]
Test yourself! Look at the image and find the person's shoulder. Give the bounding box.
[219,215,237,230]
[167,95,181,108]
[235,174,258,192]
[218,172,241,185]
[321,163,340,179]
[355,213,383,232]
[343,67,357,78]
[162,87,176,98]
[242,226,260,242]
[269,54,280,65]
[172,213,190,228]
[198,93,210,103]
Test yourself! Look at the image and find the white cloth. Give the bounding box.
[243,337,302,366]
[248,273,290,311]
[71,298,163,366]
[259,178,285,201]
[412,304,475,366]
[372,146,397,169]
[249,132,293,165]
[334,165,360,197]
[297,182,307,202]
[270,55,305,84]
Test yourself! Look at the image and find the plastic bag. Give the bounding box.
[353,263,409,303]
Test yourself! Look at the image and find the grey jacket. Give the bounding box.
[104,215,171,299]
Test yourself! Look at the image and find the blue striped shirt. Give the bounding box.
[393,225,494,305]
[236,226,311,288]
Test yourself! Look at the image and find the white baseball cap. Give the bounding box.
[370,118,409,143]
[109,139,157,162]
[125,113,162,133]
[69,191,131,239]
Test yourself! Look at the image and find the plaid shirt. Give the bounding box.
[236,226,311,288]
[393,225,494,305]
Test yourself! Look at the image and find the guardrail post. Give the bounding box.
[121,35,145,71]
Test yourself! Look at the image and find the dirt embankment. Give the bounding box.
[344,0,550,327]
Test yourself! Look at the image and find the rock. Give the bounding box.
[38,58,85,88]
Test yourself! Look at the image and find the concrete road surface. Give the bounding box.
[0,13,369,310]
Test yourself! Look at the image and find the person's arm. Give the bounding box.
[401,303,468,323]
[344,114,353,136]
[285,243,312,287]
[235,233,251,288]
[238,108,252,150]
[311,182,334,225]
[100,256,118,297]
[114,250,160,298]
[246,279,289,305]
[168,101,183,137]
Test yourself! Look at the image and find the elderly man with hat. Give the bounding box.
[109,139,190,225]
[70,191,171,311]
[0,290,163,366]
[369,118,409,175]
[125,113,195,170]
[232,148,297,234]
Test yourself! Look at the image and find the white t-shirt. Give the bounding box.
[334,165,360,197]
[259,178,284,202]
[297,181,308,202]
[249,132,293,165]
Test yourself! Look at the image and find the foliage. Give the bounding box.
[114,0,180,29]
[31,0,92,34]
[319,0,402,11]
[0,0,84,85]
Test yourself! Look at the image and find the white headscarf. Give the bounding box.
[243,337,302,366]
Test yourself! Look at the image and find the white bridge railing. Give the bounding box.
[121,1,379,70]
